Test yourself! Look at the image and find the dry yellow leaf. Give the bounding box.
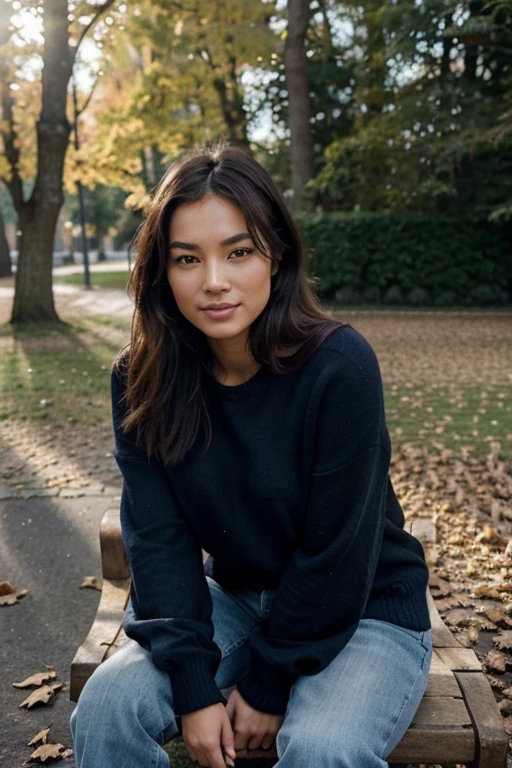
[0,581,15,595]
[79,576,102,591]
[19,682,63,709]
[13,671,57,688]
[27,727,51,747]
[493,630,512,651]
[29,743,64,763]
[486,649,510,673]
[0,582,28,606]
[475,524,509,548]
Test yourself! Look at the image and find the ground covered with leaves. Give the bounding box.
[1,307,511,766]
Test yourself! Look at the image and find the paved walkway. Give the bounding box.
[0,283,133,324]
[0,494,117,768]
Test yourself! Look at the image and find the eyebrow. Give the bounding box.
[169,232,253,251]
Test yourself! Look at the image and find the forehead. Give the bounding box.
[169,196,247,238]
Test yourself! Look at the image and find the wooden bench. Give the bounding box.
[70,507,508,767]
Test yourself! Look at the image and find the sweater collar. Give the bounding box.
[200,348,270,401]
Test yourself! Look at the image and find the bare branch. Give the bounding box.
[76,75,100,116]
[71,0,116,61]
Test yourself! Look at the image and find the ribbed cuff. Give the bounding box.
[171,657,226,716]
[363,578,431,631]
[237,653,295,715]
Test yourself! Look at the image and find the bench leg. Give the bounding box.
[454,671,508,768]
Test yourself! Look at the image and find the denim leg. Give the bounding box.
[70,577,261,768]
[276,618,432,768]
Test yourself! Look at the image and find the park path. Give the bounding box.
[0,283,133,324]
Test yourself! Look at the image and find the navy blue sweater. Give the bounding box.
[112,326,430,717]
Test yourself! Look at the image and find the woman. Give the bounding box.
[70,142,432,768]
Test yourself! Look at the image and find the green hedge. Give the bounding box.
[298,210,512,306]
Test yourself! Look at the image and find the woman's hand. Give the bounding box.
[225,687,284,754]
[181,702,236,768]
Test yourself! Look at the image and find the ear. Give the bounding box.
[271,260,279,277]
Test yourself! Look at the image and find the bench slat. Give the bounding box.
[411,696,472,727]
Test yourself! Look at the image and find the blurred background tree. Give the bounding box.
[0,0,511,322]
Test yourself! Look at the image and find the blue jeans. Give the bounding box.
[70,576,432,768]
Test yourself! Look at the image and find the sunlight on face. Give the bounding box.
[167,195,278,349]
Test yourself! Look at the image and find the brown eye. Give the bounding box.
[231,248,254,259]
[175,256,197,264]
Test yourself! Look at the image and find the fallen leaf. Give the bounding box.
[485,649,510,673]
[27,728,51,747]
[445,608,480,627]
[0,581,16,595]
[482,606,508,625]
[451,592,473,607]
[429,573,452,597]
[61,749,73,759]
[493,631,512,651]
[28,743,64,763]
[472,583,503,599]
[475,524,509,548]
[19,682,63,709]
[499,699,512,716]
[0,581,28,606]
[503,716,512,736]
[459,626,480,647]
[79,576,102,591]
[14,671,57,688]
[487,674,507,690]
[433,597,462,612]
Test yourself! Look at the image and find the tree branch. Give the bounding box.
[76,74,100,116]
[0,77,24,213]
[71,0,116,62]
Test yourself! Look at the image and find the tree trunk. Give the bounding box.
[284,0,315,212]
[0,207,12,278]
[11,0,72,324]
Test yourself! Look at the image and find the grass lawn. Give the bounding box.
[385,382,512,458]
[56,270,131,291]
[0,312,511,458]
[0,321,119,423]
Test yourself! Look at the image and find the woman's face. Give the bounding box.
[167,194,277,346]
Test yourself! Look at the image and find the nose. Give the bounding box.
[202,259,230,293]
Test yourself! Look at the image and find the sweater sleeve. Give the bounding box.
[111,365,226,716]
[237,337,391,714]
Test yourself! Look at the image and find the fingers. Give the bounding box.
[221,716,236,767]
[260,734,276,750]
[246,732,275,751]
[204,743,231,768]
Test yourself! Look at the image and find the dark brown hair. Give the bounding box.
[117,140,346,467]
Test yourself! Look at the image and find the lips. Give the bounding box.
[202,305,239,319]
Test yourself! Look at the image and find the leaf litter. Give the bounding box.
[0,580,28,606]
